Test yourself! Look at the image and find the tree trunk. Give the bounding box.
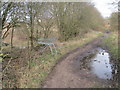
[30,3,34,48]
[2,3,13,29]
[10,26,14,48]
[2,25,11,39]
[30,25,33,48]
[36,29,39,41]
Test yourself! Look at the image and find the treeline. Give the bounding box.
[1,2,104,48]
[52,3,104,41]
[109,12,119,31]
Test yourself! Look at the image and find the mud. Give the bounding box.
[42,34,117,88]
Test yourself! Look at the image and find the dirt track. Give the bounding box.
[42,34,113,88]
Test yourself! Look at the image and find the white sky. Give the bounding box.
[92,0,118,18]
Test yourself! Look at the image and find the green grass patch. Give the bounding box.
[103,32,118,59]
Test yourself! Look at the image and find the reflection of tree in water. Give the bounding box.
[80,53,96,70]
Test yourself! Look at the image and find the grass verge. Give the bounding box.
[103,31,118,59]
[103,31,119,88]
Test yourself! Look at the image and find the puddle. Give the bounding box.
[80,48,117,80]
[90,48,113,79]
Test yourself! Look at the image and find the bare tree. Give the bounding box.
[1,2,14,40]
[35,3,54,39]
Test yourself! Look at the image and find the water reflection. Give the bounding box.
[90,48,112,79]
[80,48,117,80]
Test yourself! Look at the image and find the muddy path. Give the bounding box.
[42,34,115,88]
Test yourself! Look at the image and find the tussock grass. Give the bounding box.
[19,31,103,88]
[103,31,118,59]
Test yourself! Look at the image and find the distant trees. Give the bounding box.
[110,12,118,31]
[51,2,104,41]
[2,2,13,30]
[1,2,16,40]
[1,2,104,46]
[1,2,24,49]
[10,7,19,48]
[26,2,36,48]
[36,3,54,39]
[108,0,119,31]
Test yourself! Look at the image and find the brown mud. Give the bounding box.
[42,34,116,88]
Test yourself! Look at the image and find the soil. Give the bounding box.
[42,34,114,88]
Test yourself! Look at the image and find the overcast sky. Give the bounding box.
[92,0,118,18]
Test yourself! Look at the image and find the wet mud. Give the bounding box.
[42,34,118,88]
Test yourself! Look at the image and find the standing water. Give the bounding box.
[90,48,112,80]
[80,48,117,80]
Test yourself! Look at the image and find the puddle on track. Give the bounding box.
[90,48,112,79]
[80,48,117,80]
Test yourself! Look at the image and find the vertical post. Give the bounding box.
[10,26,14,49]
[53,44,57,55]
[49,45,53,55]
[30,2,34,49]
